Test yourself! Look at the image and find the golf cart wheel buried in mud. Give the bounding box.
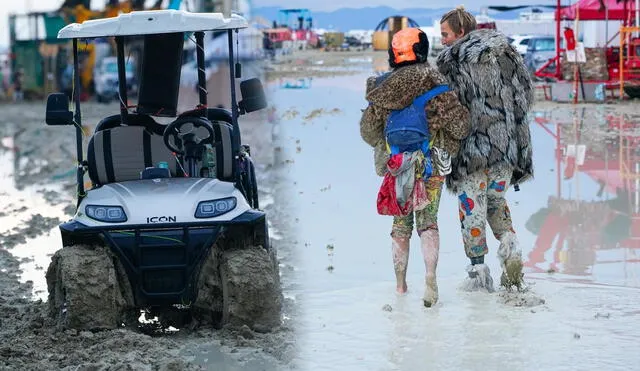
[220,245,282,331]
[195,240,282,332]
[46,244,134,331]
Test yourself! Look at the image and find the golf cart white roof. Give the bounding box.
[57,9,248,39]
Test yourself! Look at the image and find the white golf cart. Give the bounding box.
[44,9,282,332]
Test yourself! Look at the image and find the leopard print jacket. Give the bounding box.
[359,62,470,176]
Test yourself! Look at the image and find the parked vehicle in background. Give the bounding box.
[93,56,137,103]
[524,35,558,77]
[508,34,536,57]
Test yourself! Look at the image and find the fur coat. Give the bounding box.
[359,62,470,177]
[435,29,535,191]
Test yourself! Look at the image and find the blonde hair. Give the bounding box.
[440,5,477,36]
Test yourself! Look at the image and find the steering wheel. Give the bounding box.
[163,116,215,155]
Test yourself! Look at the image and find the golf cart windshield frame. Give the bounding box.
[67,28,244,201]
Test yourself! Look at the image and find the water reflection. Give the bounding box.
[526,107,640,286]
[0,125,93,191]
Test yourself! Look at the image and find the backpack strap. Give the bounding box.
[384,84,450,157]
[412,84,450,109]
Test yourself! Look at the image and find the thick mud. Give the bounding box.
[45,244,131,330]
[0,74,299,369]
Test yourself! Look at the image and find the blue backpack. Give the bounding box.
[373,72,450,177]
[384,84,450,155]
[374,72,450,152]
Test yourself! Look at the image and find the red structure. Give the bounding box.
[561,0,637,20]
[526,111,640,277]
[273,8,319,48]
[263,27,292,48]
[536,0,639,90]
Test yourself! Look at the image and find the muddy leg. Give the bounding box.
[391,212,413,294]
[486,165,523,291]
[458,170,494,293]
[420,229,439,307]
[416,176,444,307]
[391,237,410,294]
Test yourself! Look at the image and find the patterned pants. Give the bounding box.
[391,176,445,239]
[457,165,516,258]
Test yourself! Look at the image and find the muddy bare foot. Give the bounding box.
[396,283,408,295]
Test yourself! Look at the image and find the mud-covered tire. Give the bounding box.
[45,244,130,330]
[192,245,224,327]
[220,244,282,332]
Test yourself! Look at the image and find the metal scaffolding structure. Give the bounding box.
[618,26,640,97]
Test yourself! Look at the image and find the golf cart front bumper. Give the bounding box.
[58,210,269,307]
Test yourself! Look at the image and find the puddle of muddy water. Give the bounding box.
[268,59,640,370]
[0,150,71,300]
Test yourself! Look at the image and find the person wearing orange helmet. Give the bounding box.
[360,28,470,307]
[435,6,534,292]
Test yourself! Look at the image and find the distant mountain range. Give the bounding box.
[252,6,528,31]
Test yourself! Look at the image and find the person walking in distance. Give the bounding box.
[436,6,535,292]
[360,28,470,306]
[13,67,24,102]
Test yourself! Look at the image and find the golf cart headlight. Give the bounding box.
[195,197,237,218]
[85,205,127,223]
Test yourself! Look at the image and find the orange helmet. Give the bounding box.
[389,28,429,68]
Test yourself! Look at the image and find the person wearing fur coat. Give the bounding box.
[436,6,535,292]
[360,28,470,307]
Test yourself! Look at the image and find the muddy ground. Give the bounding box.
[264,49,384,82]
[3,46,639,370]
[266,48,640,105]
[0,90,301,369]
[265,48,640,370]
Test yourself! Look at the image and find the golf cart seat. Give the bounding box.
[87,125,178,185]
[86,109,235,185]
[205,107,234,181]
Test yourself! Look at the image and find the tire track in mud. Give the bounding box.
[0,102,300,370]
